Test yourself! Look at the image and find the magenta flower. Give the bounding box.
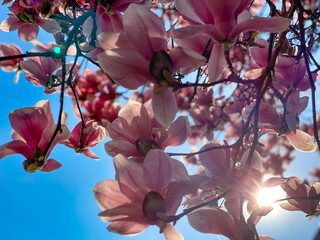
[0,43,23,83]
[105,100,191,164]
[0,100,70,172]
[173,0,291,81]
[93,149,196,239]
[98,4,205,89]
[0,0,61,41]
[20,56,59,93]
[62,120,106,159]
[245,38,317,91]
[280,177,320,216]
[242,101,316,152]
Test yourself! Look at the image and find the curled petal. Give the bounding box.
[163,224,184,240]
[285,130,316,152]
[41,159,62,172]
[229,17,291,41]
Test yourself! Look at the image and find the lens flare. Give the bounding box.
[257,186,286,207]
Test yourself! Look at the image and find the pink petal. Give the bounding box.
[0,14,23,32]
[0,140,34,159]
[207,44,226,82]
[38,125,70,157]
[279,202,300,211]
[114,154,153,203]
[285,130,316,152]
[161,116,191,148]
[98,48,150,89]
[262,177,287,188]
[175,0,202,24]
[240,149,262,172]
[41,159,62,172]
[39,18,61,33]
[98,203,146,223]
[229,17,291,41]
[18,24,39,42]
[163,224,184,240]
[187,207,236,238]
[123,4,167,61]
[173,24,225,44]
[169,157,189,181]
[170,46,206,75]
[249,38,269,67]
[105,140,140,157]
[152,88,177,128]
[118,101,152,140]
[107,220,148,236]
[247,206,273,225]
[164,178,199,215]
[83,149,100,159]
[93,179,130,210]
[9,107,48,150]
[34,100,54,125]
[199,143,230,178]
[98,32,129,50]
[143,150,172,193]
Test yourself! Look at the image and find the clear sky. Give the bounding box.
[0,3,320,240]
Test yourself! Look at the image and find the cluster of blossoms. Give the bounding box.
[1,0,320,239]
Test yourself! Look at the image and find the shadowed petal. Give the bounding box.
[229,17,291,41]
[152,88,177,128]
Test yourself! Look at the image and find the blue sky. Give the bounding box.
[1,3,320,240]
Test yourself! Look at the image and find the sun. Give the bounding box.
[257,186,287,208]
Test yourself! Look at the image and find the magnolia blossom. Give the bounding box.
[20,56,59,93]
[0,43,23,83]
[173,0,291,81]
[105,100,191,164]
[0,0,61,41]
[62,120,106,159]
[242,100,316,152]
[280,177,320,216]
[93,150,196,239]
[245,38,317,91]
[97,4,205,126]
[0,100,69,172]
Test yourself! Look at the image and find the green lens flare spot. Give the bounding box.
[53,46,62,55]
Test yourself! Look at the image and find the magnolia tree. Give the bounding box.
[1,0,320,239]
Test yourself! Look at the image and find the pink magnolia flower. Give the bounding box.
[0,100,70,172]
[173,0,291,81]
[20,55,59,93]
[0,12,61,42]
[61,120,106,159]
[245,38,317,91]
[280,177,320,216]
[0,43,23,83]
[93,150,196,239]
[97,4,205,126]
[242,101,316,152]
[98,4,205,89]
[105,100,191,163]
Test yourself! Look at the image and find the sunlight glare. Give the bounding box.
[257,186,286,207]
